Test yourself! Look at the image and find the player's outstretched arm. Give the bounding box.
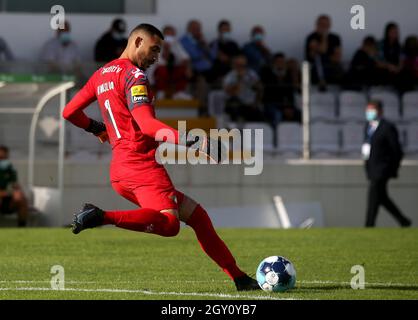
[132,105,225,163]
[131,105,180,144]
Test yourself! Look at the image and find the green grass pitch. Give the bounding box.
[0,227,417,300]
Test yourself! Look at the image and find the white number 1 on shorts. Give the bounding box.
[105,99,121,139]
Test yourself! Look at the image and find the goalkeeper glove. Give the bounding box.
[85,119,109,143]
[180,132,227,164]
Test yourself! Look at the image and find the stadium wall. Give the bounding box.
[11,160,418,228]
[1,0,418,62]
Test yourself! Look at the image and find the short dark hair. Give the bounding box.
[112,18,126,32]
[218,19,230,31]
[273,52,286,60]
[363,35,376,46]
[317,14,330,21]
[0,145,9,154]
[368,99,383,111]
[129,23,164,40]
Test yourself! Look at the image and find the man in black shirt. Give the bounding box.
[305,15,341,63]
[94,18,128,64]
[305,15,341,88]
[210,20,240,84]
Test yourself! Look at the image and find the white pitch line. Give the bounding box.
[0,279,416,288]
[0,287,295,300]
[299,280,418,288]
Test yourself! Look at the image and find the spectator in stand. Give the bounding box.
[378,22,402,68]
[0,36,14,61]
[150,25,192,99]
[398,35,418,92]
[259,53,301,129]
[223,54,263,122]
[305,15,342,89]
[242,25,271,73]
[0,146,29,227]
[180,20,214,108]
[346,36,397,89]
[40,21,81,74]
[305,15,341,63]
[210,20,240,86]
[306,37,327,89]
[377,22,402,86]
[180,19,213,81]
[94,18,128,64]
[324,46,345,85]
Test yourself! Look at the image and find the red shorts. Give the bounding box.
[110,159,178,211]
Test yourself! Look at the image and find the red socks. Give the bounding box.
[104,208,179,237]
[186,204,246,280]
[103,191,245,280]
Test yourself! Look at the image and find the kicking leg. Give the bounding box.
[72,182,179,237]
[176,190,260,291]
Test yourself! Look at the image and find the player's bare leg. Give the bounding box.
[177,192,260,291]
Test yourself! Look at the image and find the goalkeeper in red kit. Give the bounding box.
[62,23,259,291]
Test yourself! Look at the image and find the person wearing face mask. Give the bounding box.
[242,25,271,72]
[40,21,81,73]
[95,18,128,64]
[362,100,412,227]
[209,20,240,85]
[0,146,28,227]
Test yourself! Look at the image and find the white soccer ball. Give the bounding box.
[256,256,296,292]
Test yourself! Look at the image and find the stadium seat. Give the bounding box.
[243,122,275,153]
[310,91,337,122]
[368,85,397,95]
[338,91,368,122]
[311,123,340,156]
[208,90,227,128]
[396,123,409,150]
[369,91,401,122]
[341,122,364,158]
[405,123,418,155]
[276,123,302,156]
[207,90,226,117]
[402,91,418,121]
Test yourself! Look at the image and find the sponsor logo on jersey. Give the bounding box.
[131,85,147,96]
[132,95,149,103]
[131,67,147,80]
[97,81,115,95]
[131,84,149,104]
[101,65,123,75]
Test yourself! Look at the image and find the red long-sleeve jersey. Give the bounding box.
[63,58,179,164]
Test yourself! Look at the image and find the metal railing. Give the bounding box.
[27,81,75,193]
